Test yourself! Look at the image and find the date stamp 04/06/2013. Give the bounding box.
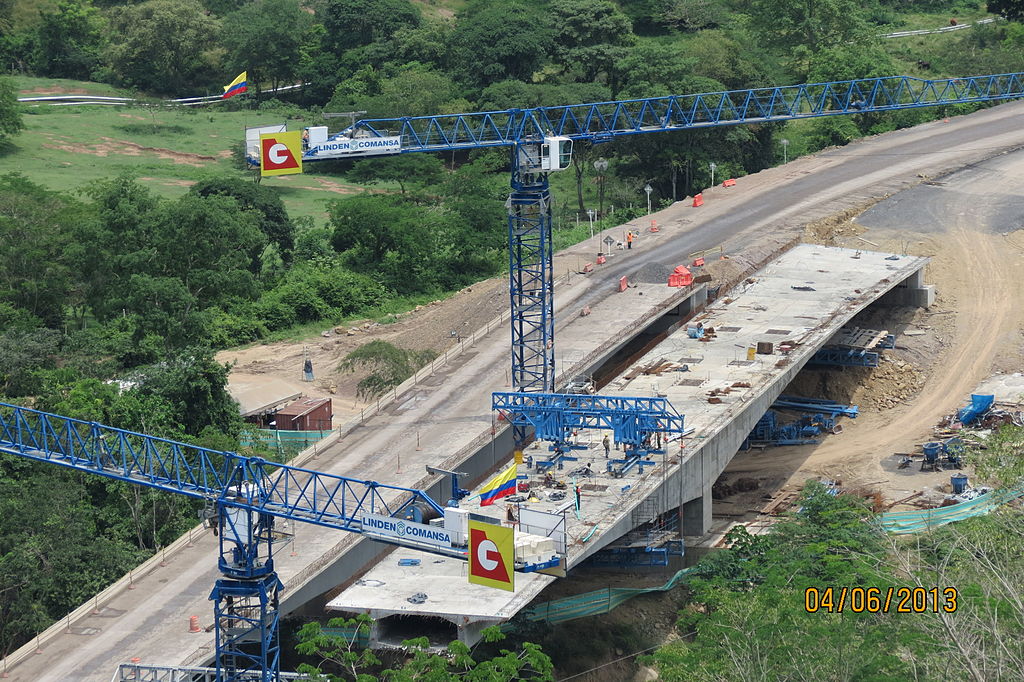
[804,587,958,614]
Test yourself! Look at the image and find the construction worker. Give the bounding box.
[626,231,634,249]
[602,434,610,458]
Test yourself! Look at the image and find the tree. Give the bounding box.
[613,76,761,200]
[674,29,781,90]
[655,483,915,681]
[969,423,1024,487]
[80,177,266,350]
[321,0,421,54]
[989,0,1024,22]
[296,616,554,680]
[255,259,387,329]
[328,62,462,119]
[451,1,554,87]
[221,0,311,93]
[0,175,74,326]
[476,81,612,111]
[550,0,635,82]
[32,0,107,80]
[130,349,242,437]
[105,0,221,94]
[662,0,728,32]
[348,155,444,193]
[742,0,870,53]
[806,43,895,84]
[338,340,436,399]
[380,23,453,71]
[885,512,1024,681]
[0,328,62,396]
[613,42,697,99]
[0,457,147,656]
[0,77,22,144]
[191,176,296,257]
[440,159,507,275]
[329,193,465,294]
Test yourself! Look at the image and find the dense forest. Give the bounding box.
[1,0,1023,671]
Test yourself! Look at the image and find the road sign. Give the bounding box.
[468,520,514,592]
[260,130,303,176]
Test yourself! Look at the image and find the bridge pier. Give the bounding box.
[880,268,935,307]
[681,490,712,536]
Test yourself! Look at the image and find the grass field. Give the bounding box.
[7,76,372,223]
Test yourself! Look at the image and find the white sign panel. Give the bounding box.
[245,123,287,162]
[306,136,402,159]
[518,507,567,554]
[361,512,452,549]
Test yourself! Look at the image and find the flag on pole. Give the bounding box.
[222,71,248,99]
[479,464,518,506]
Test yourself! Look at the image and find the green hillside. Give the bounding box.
[10,77,369,221]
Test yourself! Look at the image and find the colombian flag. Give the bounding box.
[222,71,247,99]
[479,464,518,506]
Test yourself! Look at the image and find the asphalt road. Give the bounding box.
[572,99,1024,303]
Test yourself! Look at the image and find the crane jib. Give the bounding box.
[335,72,1024,155]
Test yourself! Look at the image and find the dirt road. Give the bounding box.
[721,149,1024,501]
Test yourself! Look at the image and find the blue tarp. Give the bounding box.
[957,394,994,424]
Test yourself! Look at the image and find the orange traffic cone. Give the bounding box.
[189,616,202,633]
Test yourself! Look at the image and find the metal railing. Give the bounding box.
[112,664,308,682]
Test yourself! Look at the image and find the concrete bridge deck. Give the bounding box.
[325,245,930,644]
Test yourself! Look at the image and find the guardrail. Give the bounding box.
[17,82,308,107]
[111,664,308,681]
[881,16,1001,39]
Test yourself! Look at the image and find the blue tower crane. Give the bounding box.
[0,402,560,682]
[269,71,1024,459]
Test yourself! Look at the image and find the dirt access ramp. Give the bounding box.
[751,151,1024,501]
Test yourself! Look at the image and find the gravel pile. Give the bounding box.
[631,261,674,283]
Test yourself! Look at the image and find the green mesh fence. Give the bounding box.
[509,566,698,627]
[239,428,332,453]
[878,485,1024,534]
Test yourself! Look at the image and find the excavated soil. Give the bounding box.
[716,196,1024,517]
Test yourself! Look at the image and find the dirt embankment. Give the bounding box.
[717,176,1024,511]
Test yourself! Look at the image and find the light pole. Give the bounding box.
[586,208,595,242]
[781,138,789,165]
[709,161,717,188]
[643,183,652,214]
[593,158,608,220]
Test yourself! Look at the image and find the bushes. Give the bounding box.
[253,260,389,331]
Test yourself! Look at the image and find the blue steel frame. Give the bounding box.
[339,73,1024,153]
[809,347,881,367]
[492,392,685,450]
[508,144,555,395]
[0,402,468,682]
[0,402,446,527]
